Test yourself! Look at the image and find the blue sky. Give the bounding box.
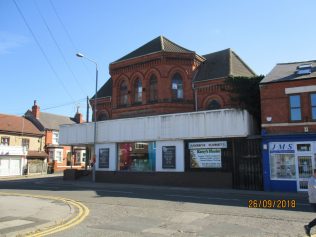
[1,0,316,119]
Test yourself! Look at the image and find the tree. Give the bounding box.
[225,75,264,127]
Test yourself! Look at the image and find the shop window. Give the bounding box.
[311,93,316,120]
[120,81,128,105]
[289,95,301,121]
[22,138,30,150]
[207,100,221,110]
[270,153,296,179]
[118,142,156,172]
[134,78,142,103]
[149,75,158,102]
[171,73,183,99]
[1,137,10,146]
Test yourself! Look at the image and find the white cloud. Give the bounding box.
[0,31,29,55]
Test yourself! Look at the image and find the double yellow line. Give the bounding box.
[0,192,89,236]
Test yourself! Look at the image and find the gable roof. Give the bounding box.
[92,78,112,99]
[25,111,76,131]
[193,48,256,82]
[113,36,195,63]
[261,60,316,84]
[0,114,43,136]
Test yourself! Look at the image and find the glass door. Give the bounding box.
[297,155,313,191]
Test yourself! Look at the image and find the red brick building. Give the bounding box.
[91,36,255,120]
[25,101,86,172]
[260,61,316,192]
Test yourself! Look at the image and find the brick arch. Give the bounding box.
[96,109,109,121]
[168,67,187,100]
[114,73,129,88]
[202,94,224,110]
[130,71,144,87]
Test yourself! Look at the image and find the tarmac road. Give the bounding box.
[0,175,314,236]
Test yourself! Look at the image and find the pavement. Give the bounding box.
[0,191,88,237]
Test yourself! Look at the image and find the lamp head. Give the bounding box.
[76,53,84,58]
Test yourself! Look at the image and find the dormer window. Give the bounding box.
[296,64,312,75]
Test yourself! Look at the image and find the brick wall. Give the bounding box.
[260,78,316,134]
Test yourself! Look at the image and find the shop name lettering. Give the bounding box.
[270,144,294,152]
[0,151,9,155]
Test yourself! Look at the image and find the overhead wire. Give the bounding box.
[48,0,94,77]
[33,0,86,95]
[12,0,75,102]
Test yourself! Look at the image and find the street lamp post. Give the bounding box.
[76,53,98,182]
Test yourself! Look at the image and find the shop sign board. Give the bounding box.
[99,148,109,168]
[188,141,227,150]
[162,146,176,169]
[190,148,221,168]
[269,142,295,154]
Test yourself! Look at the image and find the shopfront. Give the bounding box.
[262,135,316,192]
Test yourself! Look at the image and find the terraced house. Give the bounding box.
[0,114,46,176]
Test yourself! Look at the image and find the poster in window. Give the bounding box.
[99,148,109,168]
[162,146,176,169]
[190,148,221,168]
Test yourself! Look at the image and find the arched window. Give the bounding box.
[149,75,157,102]
[120,81,128,105]
[97,112,107,121]
[207,100,221,110]
[134,78,142,103]
[171,73,183,99]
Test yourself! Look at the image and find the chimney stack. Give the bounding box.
[32,100,40,119]
[74,106,83,123]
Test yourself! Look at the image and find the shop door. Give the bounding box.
[297,156,313,191]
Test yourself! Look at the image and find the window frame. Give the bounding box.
[1,137,10,146]
[52,131,59,145]
[149,75,158,102]
[311,93,316,121]
[119,80,128,106]
[289,94,302,122]
[171,73,184,100]
[134,78,142,103]
[21,138,30,150]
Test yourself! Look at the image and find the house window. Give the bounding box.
[1,137,10,146]
[120,81,128,105]
[289,95,302,121]
[55,150,63,163]
[52,131,59,144]
[149,75,158,102]
[22,138,30,150]
[97,112,107,121]
[134,79,142,103]
[207,100,221,110]
[171,73,183,99]
[82,152,86,163]
[311,93,316,120]
[49,150,54,162]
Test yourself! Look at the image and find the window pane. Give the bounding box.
[118,142,156,171]
[270,153,296,179]
[290,95,300,107]
[312,108,316,120]
[291,108,302,121]
[311,94,316,106]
